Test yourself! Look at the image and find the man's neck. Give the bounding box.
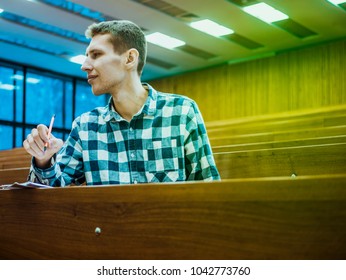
[111,80,148,122]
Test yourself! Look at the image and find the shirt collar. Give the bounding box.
[141,83,157,116]
[102,83,157,123]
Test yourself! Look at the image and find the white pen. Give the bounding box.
[44,114,55,152]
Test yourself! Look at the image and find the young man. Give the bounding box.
[23,20,220,186]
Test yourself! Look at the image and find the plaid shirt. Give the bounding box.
[29,84,220,186]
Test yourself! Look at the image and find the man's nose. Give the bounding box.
[81,58,92,72]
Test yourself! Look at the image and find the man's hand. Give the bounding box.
[23,124,64,169]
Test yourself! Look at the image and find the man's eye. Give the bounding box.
[92,53,101,58]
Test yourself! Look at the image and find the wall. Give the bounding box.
[149,39,346,122]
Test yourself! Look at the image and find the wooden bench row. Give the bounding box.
[206,105,346,147]
[1,174,346,259]
[207,105,346,179]
[6,136,341,168]
[0,147,31,184]
[1,141,345,184]
[214,142,346,179]
[0,154,31,169]
[209,125,346,146]
[206,104,346,131]
[212,134,346,153]
[0,147,31,168]
[0,167,30,185]
[207,114,346,142]
[1,106,345,183]
[0,137,345,183]
[0,147,29,157]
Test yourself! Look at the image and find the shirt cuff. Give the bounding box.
[31,156,56,179]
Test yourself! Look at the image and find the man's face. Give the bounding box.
[81,33,127,95]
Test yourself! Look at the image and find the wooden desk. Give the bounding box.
[1,175,346,260]
[0,167,30,185]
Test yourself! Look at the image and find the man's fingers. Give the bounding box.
[47,137,64,154]
[26,133,44,157]
[37,124,49,142]
[23,124,64,161]
[31,128,46,149]
[23,139,36,157]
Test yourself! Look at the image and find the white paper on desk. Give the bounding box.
[1,182,53,189]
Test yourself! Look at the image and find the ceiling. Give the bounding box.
[0,0,346,82]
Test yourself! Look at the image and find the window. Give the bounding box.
[75,80,108,118]
[0,61,107,150]
[0,125,13,150]
[0,66,16,121]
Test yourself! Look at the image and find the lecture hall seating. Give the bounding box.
[206,105,346,179]
[0,105,345,259]
[0,175,345,259]
[0,105,345,183]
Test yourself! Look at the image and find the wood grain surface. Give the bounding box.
[1,175,345,260]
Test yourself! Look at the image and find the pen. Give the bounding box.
[44,114,55,152]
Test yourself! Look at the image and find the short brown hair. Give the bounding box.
[85,20,147,76]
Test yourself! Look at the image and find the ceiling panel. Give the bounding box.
[0,0,345,82]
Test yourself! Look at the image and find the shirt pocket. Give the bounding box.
[145,138,179,173]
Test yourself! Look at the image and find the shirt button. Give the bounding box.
[133,180,138,184]
[129,127,133,132]
[131,153,135,158]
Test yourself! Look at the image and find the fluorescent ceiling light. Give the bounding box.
[146,32,185,49]
[26,77,40,84]
[327,0,346,4]
[12,74,24,80]
[0,84,17,91]
[243,3,289,23]
[11,75,40,84]
[190,19,234,37]
[70,54,86,64]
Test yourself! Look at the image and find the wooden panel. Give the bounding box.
[214,143,346,178]
[0,168,30,185]
[149,39,346,121]
[209,125,346,146]
[206,104,346,133]
[212,135,346,153]
[0,175,346,260]
[0,147,31,169]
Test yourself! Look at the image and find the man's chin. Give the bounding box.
[91,90,106,96]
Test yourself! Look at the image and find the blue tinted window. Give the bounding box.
[64,81,73,129]
[14,70,24,122]
[26,72,64,128]
[0,125,13,150]
[0,67,15,121]
[15,127,23,147]
[75,81,108,118]
[0,62,97,150]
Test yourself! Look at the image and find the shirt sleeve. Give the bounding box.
[184,101,221,181]
[28,118,86,187]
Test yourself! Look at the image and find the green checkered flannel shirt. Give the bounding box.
[29,84,220,186]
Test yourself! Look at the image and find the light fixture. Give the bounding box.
[243,2,289,23]
[190,19,234,37]
[26,77,40,84]
[70,54,86,64]
[11,74,24,81]
[0,8,4,13]
[326,0,346,4]
[0,84,17,91]
[11,75,40,84]
[145,32,185,50]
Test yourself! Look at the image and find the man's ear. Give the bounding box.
[125,48,139,70]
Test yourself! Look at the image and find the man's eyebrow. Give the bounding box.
[85,48,102,56]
